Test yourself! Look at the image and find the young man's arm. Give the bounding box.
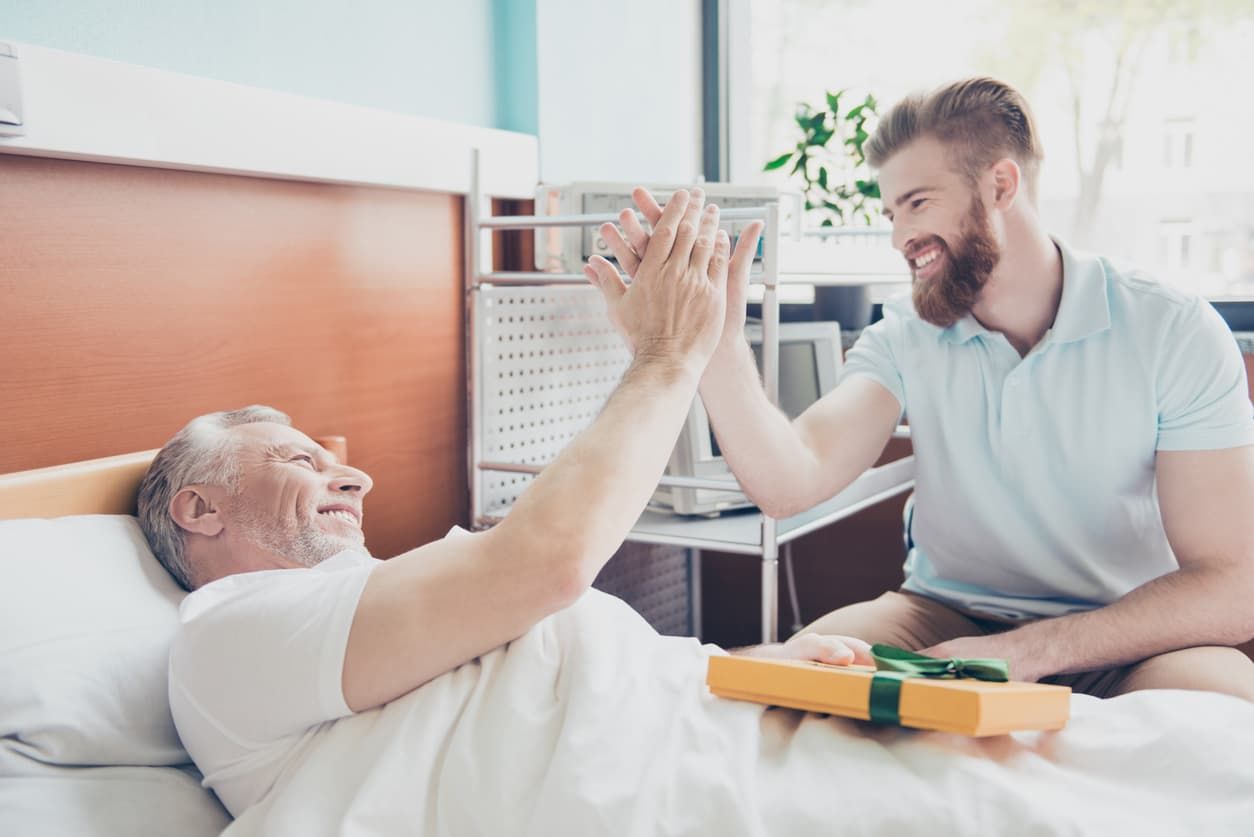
[601,187,901,519]
[922,444,1254,682]
[342,190,729,712]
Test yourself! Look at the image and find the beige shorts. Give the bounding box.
[799,590,1254,701]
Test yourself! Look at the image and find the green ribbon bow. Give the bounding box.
[867,644,1010,726]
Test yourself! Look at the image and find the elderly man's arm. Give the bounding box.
[922,445,1254,681]
[340,191,731,712]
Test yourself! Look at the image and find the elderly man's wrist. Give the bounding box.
[631,340,706,385]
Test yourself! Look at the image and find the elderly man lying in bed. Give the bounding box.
[137,191,1254,836]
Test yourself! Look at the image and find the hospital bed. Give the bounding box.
[4,447,1254,836]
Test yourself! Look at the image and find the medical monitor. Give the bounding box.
[650,321,844,516]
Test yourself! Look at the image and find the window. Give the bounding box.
[730,0,1254,300]
[1163,119,1196,169]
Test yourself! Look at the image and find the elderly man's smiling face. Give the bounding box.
[219,422,375,568]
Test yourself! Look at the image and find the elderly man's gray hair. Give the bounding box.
[137,405,291,590]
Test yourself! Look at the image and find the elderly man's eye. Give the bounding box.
[291,454,316,467]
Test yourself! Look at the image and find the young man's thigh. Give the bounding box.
[1054,646,1254,701]
[796,591,985,650]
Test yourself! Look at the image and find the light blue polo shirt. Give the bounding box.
[843,238,1254,621]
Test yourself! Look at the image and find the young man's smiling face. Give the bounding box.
[878,135,1002,328]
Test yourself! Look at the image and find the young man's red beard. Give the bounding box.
[911,196,1001,328]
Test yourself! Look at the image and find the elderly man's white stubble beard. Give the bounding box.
[231,499,369,569]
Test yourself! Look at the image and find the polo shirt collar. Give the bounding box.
[937,235,1111,346]
[1048,236,1111,344]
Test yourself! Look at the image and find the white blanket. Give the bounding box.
[227,590,1254,836]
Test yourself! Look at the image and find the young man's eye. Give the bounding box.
[911,198,927,211]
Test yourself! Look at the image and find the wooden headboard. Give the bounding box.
[0,436,348,521]
[0,154,465,557]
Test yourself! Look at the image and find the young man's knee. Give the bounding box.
[1119,646,1254,702]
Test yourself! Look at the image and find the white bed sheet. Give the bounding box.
[221,589,1254,836]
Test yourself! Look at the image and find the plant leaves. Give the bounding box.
[764,151,795,171]
[855,179,881,198]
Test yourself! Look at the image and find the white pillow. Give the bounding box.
[0,515,189,767]
[0,762,231,836]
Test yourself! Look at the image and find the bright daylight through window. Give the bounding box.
[738,0,1254,300]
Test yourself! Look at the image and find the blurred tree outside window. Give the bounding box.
[737,0,1254,299]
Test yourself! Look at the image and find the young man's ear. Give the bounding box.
[169,486,225,536]
[989,157,1021,209]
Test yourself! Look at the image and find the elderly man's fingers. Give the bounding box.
[585,256,627,302]
[708,229,731,289]
[619,208,650,265]
[678,188,706,250]
[836,636,874,666]
[631,186,665,226]
[690,203,721,277]
[802,635,856,666]
[600,222,641,276]
[639,189,690,273]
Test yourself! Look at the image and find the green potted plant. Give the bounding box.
[765,90,884,330]
[765,90,882,227]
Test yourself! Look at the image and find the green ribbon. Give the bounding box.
[866,644,1010,726]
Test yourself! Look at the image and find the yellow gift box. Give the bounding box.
[707,655,1070,737]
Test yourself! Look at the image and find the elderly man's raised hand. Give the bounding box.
[583,188,731,374]
[598,186,764,358]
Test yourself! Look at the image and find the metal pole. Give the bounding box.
[762,201,781,407]
[760,200,782,644]
[466,149,482,525]
[761,515,779,644]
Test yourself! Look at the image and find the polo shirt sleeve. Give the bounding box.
[1156,297,1254,451]
[841,314,906,419]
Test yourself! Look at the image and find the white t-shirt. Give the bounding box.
[168,550,378,817]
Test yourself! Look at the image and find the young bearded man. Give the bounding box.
[593,77,1254,700]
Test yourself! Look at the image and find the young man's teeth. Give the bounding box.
[915,251,939,268]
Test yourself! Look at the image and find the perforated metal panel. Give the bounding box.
[593,542,695,637]
[472,285,632,521]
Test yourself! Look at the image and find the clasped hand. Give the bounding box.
[583,187,764,370]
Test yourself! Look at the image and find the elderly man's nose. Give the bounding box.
[331,467,373,494]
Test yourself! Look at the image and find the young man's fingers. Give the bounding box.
[631,186,665,226]
[690,203,721,277]
[729,220,764,278]
[600,222,641,276]
[640,189,690,274]
[619,208,650,264]
[586,256,627,302]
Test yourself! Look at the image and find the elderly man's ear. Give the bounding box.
[170,486,225,536]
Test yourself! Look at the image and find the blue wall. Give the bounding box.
[0,0,519,130]
[492,0,537,135]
